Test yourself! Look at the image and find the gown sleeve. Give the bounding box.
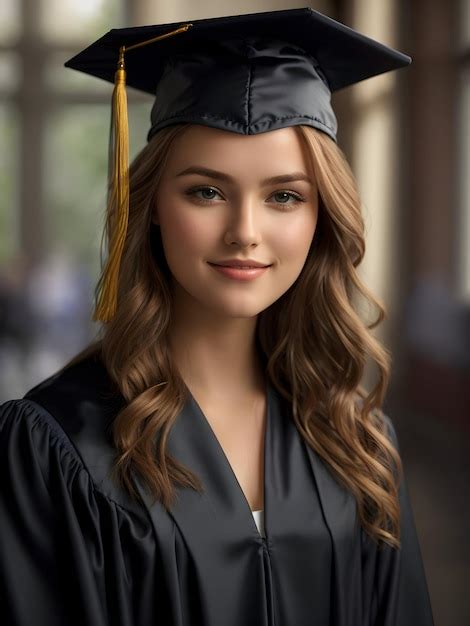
[0,398,155,626]
[0,398,108,625]
[364,414,435,626]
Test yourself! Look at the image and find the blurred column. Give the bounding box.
[459,5,470,303]
[407,0,458,283]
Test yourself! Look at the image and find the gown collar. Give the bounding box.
[133,379,360,625]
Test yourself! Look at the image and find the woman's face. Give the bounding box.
[153,125,319,319]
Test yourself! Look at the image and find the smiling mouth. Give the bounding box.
[208,263,272,269]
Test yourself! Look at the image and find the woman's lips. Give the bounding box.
[207,262,270,281]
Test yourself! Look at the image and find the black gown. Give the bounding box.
[0,351,434,626]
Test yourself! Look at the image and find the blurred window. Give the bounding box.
[39,0,122,42]
[0,0,153,272]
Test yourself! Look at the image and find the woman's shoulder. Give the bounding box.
[0,354,139,513]
[0,362,159,626]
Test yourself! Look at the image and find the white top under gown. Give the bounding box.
[252,509,265,538]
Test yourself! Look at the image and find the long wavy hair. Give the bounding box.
[63,122,403,550]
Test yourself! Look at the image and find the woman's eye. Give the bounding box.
[270,191,305,206]
[186,186,223,202]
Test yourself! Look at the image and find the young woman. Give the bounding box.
[0,8,434,626]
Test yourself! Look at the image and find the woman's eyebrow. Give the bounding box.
[175,166,313,186]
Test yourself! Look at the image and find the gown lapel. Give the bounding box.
[133,380,360,626]
[304,439,362,626]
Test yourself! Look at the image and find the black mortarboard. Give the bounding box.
[64,7,411,323]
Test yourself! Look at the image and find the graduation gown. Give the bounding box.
[0,352,434,626]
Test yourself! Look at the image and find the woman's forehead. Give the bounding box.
[165,125,310,171]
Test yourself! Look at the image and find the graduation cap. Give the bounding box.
[64,7,411,323]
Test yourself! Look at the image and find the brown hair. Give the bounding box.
[63,123,403,549]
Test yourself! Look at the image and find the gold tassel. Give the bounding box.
[93,46,128,322]
[92,23,193,323]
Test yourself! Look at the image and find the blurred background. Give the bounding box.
[0,0,468,623]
